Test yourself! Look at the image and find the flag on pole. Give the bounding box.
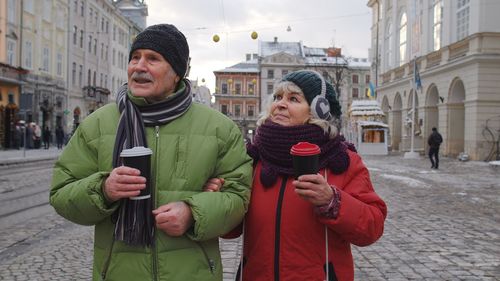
[414,60,422,90]
[367,82,376,98]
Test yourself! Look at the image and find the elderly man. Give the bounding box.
[50,24,252,280]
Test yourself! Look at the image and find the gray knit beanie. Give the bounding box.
[129,24,190,77]
[281,70,342,118]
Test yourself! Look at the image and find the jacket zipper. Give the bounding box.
[152,125,160,281]
[100,236,116,280]
[273,177,287,281]
[197,242,216,274]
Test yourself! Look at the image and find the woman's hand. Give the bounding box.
[203,178,225,192]
[292,174,333,206]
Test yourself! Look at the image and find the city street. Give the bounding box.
[0,151,499,280]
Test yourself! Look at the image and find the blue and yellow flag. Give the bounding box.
[367,82,376,98]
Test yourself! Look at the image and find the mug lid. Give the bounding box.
[290,142,321,156]
[120,146,153,157]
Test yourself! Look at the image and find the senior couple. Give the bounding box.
[50,24,386,281]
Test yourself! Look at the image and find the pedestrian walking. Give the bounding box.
[43,126,51,149]
[55,126,64,149]
[49,23,252,281]
[33,123,41,149]
[206,70,387,281]
[428,127,443,169]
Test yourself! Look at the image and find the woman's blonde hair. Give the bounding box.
[257,81,340,139]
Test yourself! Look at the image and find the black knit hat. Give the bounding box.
[129,24,190,77]
[282,70,342,118]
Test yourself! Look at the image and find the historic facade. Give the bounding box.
[213,56,260,141]
[368,0,500,161]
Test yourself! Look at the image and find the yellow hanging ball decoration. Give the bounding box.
[213,34,220,42]
[251,31,258,40]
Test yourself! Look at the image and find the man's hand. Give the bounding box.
[153,202,194,236]
[103,166,146,202]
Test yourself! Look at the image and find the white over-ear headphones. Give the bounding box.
[309,71,332,121]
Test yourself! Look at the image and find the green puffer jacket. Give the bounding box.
[49,96,252,281]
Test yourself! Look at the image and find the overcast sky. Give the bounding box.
[146,0,372,92]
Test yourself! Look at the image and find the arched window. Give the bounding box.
[432,0,443,51]
[399,13,407,66]
[385,21,393,69]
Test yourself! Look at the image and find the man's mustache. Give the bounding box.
[131,72,154,81]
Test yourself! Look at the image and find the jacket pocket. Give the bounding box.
[197,242,216,275]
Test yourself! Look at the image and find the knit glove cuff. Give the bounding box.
[314,185,341,219]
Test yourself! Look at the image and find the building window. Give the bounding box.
[88,35,92,52]
[43,0,52,21]
[72,63,76,85]
[457,0,470,41]
[267,69,274,79]
[24,41,32,69]
[93,71,97,86]
[365,75,371,84]
[7,0,16,23]
[113,25,117,41]
[385,21,393,69]
[73,26,78,45]
[248,105,255,117]
[352,88,359,98]
[42,47,50,72]
[24,0,34,13]
[267,84,274,95]
[248,83,254,95]
[221,104,228,115]
[94,39,97,55]
[80,1,84,17]
[235,83,241,95]
[399,13,407,66]
[88,69,91,85]
[89,8,93,23]
[80,30,84,48]
[282,69,288,77]
[57,53,63,76]
[221,83,228,94]
[352,74,359,84]
[7,40,16,66]
[100,73,103,87]
[74,0,78,13]
[432,0,443,51]
[79,65,83,86]
[234,105,241,117]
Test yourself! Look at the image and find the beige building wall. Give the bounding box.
[368,0,500,161]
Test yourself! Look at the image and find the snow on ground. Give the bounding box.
[378,174,430,188]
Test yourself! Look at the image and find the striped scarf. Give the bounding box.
[112,79,192,167]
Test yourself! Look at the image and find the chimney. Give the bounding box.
[274,37,278,43]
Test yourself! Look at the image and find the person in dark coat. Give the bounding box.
[43,126,51,149]
[55,126,64,149]
[428,127,443,169]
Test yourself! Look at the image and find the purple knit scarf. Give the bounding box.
[247,121,356,187]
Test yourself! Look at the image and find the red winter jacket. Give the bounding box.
[226,150,387,281]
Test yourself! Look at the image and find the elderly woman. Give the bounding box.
[207,70,387,281]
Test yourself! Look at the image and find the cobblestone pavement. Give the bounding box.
[0,152,499,280]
